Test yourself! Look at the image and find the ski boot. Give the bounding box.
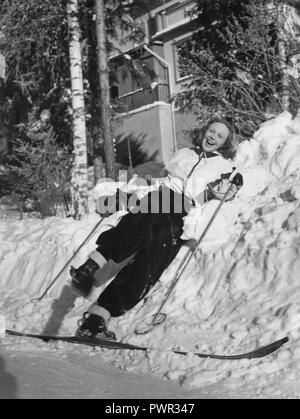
[70,258,99,298]
[76,312,116,341]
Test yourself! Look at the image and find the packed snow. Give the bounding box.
[1,111,300,398]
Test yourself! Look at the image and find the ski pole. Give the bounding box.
[135,172,243,334]
[32,217,105,302]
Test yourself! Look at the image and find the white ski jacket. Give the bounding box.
[161,148,234,206]
[94,147,235,216]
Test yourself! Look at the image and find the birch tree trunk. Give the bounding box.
[277,3,290,111]
[95,0,117,180]
[67,0,89,219]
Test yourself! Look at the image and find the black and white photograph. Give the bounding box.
[0,0,300,401]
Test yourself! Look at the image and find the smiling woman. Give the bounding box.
[202,122,229,152]
[193,118,237,160]
[69,117,243,341]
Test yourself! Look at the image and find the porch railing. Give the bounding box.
[116,82,170,113]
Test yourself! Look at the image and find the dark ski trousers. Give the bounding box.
[94,188,188,317]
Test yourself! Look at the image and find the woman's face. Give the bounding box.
[202,122,229,153]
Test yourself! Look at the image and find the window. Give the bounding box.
[161,1,196,30]
[147,1,196,37]
[110,85,119,100]
[173,37,193,82]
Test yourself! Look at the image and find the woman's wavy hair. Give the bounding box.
[192,117,237,159]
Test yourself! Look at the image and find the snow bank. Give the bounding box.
[1,111,300,397]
